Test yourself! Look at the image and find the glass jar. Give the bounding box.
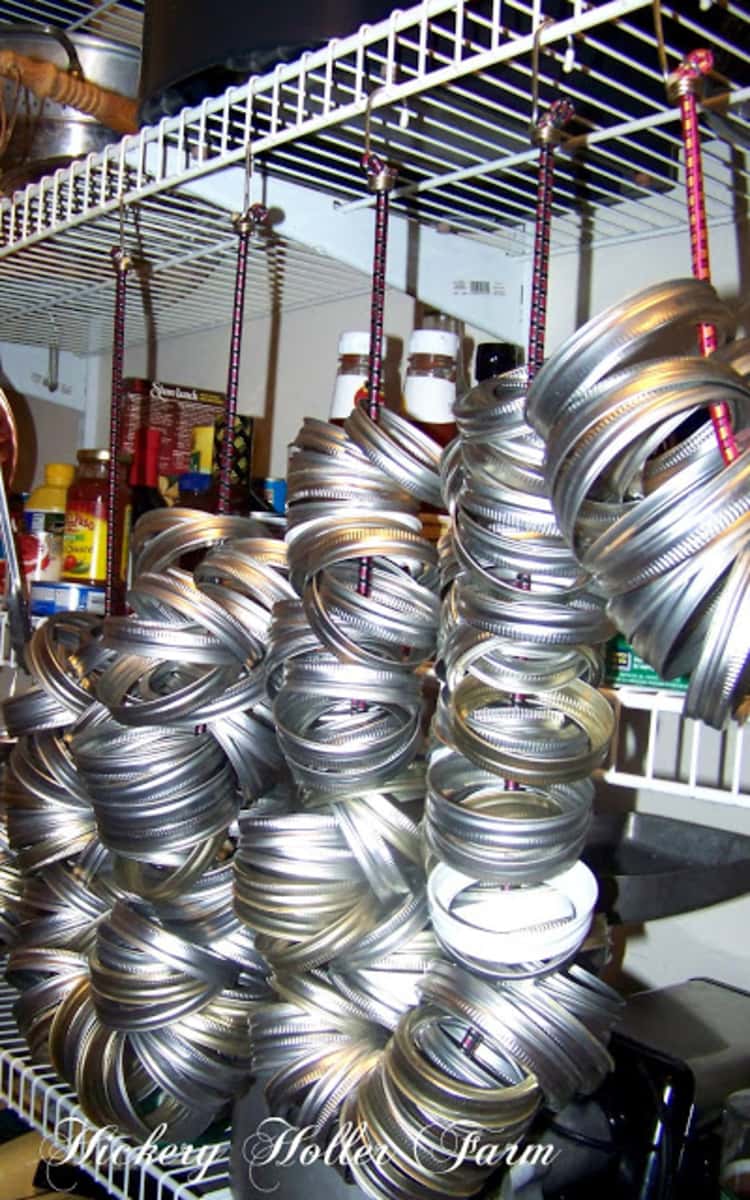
[329,330,384,424]
[403,328,459,447]
[62,450,129,587]
[421,311,470,400]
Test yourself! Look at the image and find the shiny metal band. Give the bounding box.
[526,278,750,726]
[427,859,598,979]
[0,819,22,948]
[7,946,90,1063]
[417,960,620,1111]
[11,877,271,1141]
[15,851,120,953]
[268,594,426,793]
[444,674,614,786]
[230,397,621,1200]
[425,747,593,883]
[7,731,98,870]
[235,772,427,973]
[340,1000,539,1199]
[1,509,294,1143]
[344,406,443,507]
[526,277,733,439]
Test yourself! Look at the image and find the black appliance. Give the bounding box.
[534,978,750,1200]
[231,979,750,1200]
[139,0,397,124]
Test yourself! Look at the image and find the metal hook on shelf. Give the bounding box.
[237,140,269,234]
[363,85,380,160]
[651,0,670,83]
[218,142,268,515]
[529,15,555,136]
[114,195,132,274]
[42,314,60,394]
[45,342,59,394]
[362,87,399,193]
[563,35,576,75]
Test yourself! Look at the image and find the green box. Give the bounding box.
[604,634,689,693]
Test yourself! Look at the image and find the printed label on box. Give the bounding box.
[122,378,225,478]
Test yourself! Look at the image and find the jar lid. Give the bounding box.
[45,463,75,486]
[338,331,372,357]
[408,329,459,357]
[77,449,110,462]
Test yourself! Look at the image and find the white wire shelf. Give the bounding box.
[0,982,232,1200]
[0,1,144,46]
[602,687,750,810]
[0,209,376,353]
[0,0,746,352]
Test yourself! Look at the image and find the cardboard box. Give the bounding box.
[604,633,689,693]
[121,379,225,478]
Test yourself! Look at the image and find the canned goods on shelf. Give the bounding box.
[30,581,106,617]
[263,477,287,513]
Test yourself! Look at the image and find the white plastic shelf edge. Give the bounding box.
[0,984,232,1200]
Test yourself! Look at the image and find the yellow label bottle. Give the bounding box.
[62,450,109,585]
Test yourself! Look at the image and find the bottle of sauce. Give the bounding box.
[329,331,385,425]
[330,331,370,425]
[421,311,470,402]
[402,329,459,447]
[0,493,28,596]
[21,463,75,583]
[62,450,128,587]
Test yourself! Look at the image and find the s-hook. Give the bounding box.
[527,18,574,382]
[106,203,132,617]
[218,143,269,515]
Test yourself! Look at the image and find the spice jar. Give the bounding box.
[329,331,385,424]
[402,328,459,447]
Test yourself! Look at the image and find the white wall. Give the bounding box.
[545,221,747,351]
[0,344,88,489]
[88,289,489,477]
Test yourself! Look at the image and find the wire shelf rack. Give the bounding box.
[0,1,144,46]
[602,688,750,810]
[0,207,376,353]
[0,982,232,1200]
[0,0,746,351]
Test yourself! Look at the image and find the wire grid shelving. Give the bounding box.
[0,201,377,353]
[0,0,746,351]
[0,0,144,46]
[601,688,750,810]
[0,982,232,1200]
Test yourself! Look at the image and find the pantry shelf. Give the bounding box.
[0,1,144,47]
[0,981,232,1200]
[602,689,750,811]
[0,0,747,353]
